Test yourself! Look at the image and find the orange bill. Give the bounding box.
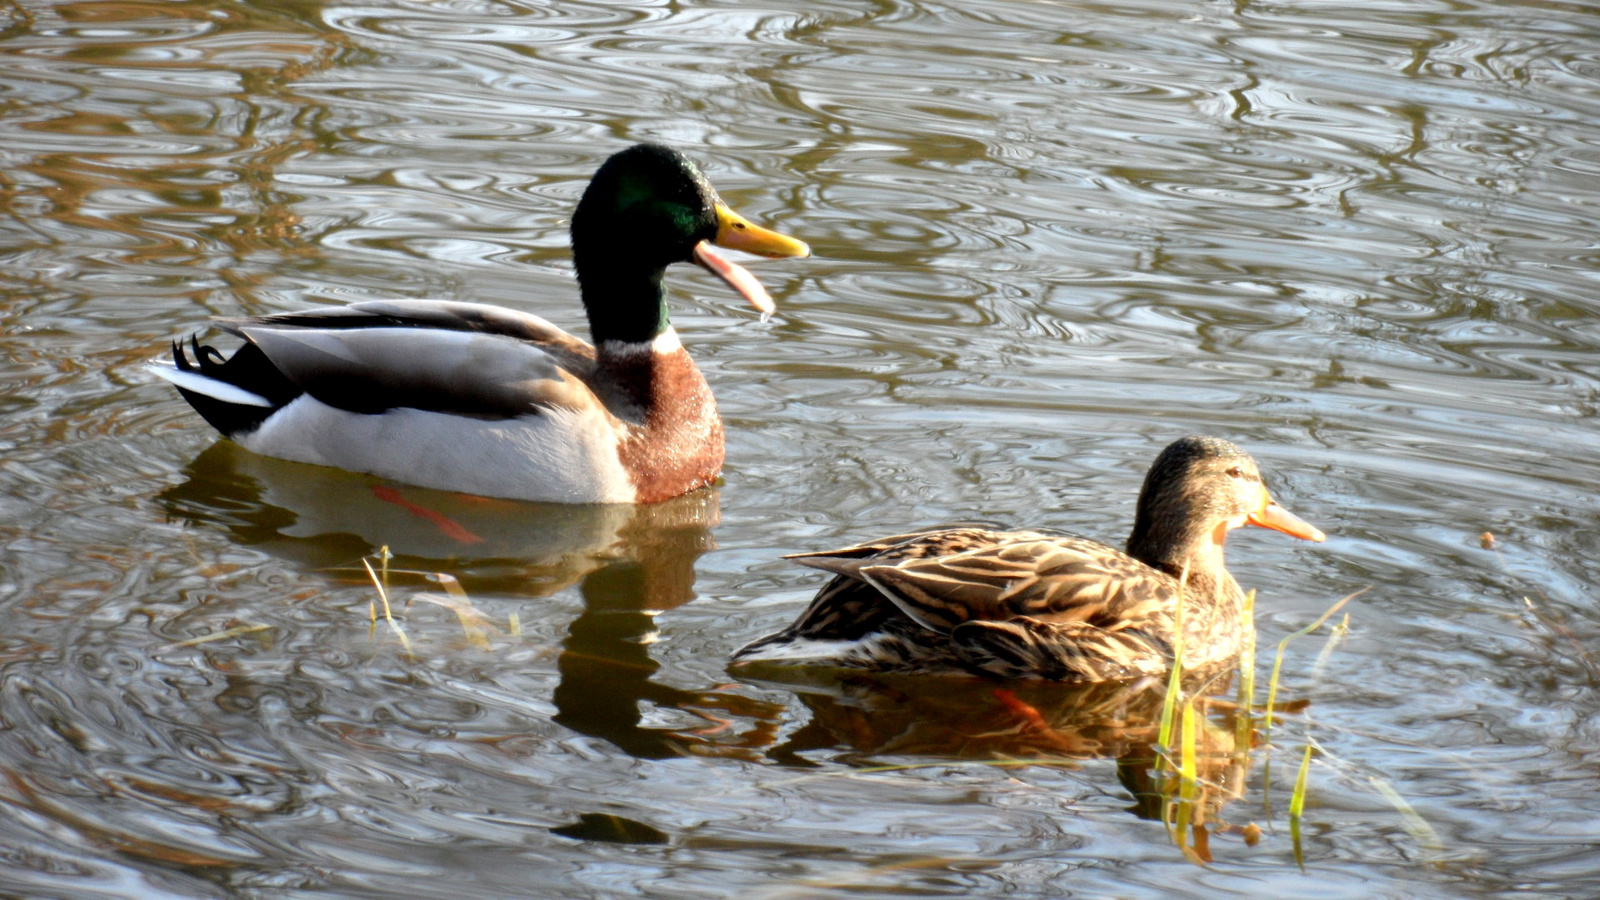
[1247,500,1326,542]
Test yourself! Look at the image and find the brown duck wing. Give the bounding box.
[784,525,1041,578]
[760,575,905,644]
[950,617,1174,682]
[858,537,1173,633]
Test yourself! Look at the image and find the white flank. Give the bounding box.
[148,362,273,408]
[237,396,637,504]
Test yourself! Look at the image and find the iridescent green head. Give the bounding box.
[570,144,809,345]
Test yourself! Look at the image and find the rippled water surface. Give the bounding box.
[4,0,1600,896]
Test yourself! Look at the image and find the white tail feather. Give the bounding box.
[148,362,273,408]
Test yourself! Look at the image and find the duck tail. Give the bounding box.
[150,335,299,437]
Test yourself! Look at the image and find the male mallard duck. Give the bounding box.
[151,143,809,504]
[731,436,1326,681]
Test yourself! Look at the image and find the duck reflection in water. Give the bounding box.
[738,669,1256,855]
[548,513,781,761]
[157,441,781,759]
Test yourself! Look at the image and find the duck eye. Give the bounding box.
[1226,466,1244,479]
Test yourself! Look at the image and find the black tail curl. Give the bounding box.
[168,335,300,437]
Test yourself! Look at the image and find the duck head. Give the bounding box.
[1124,435,1324,580]
[570,143,809,344]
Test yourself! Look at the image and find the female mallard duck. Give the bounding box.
[152,143,809,504]
[731,436,1326,681]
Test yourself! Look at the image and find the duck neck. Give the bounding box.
[577,262,672,345]
[1126,517,1233,603]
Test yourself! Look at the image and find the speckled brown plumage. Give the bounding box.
[731,436,1326,682]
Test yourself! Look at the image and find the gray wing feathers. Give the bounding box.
[223,299,562,339]
[242,326,596,418]
[343,300,589,352]
[220,299,596,372]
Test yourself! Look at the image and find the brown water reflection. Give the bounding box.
[159,442,788,762]
[739,668,1256,856]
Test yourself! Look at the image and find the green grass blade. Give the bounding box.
[1174,700,1199,851]
[1368,776,1443,853]
[1289,743,1314,869]
[362,553,412,653]
[1157,568,1190,753]
[1310,613,1349,679]
[1263,589,1363,746]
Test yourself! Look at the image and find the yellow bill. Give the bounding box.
[693,203,810,315]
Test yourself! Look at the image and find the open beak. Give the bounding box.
[1247,497,1326,542]
[692,203,810,315]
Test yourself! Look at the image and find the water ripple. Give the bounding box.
[4,0,1600,894]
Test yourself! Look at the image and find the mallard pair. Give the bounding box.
[155,146,1325,681]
